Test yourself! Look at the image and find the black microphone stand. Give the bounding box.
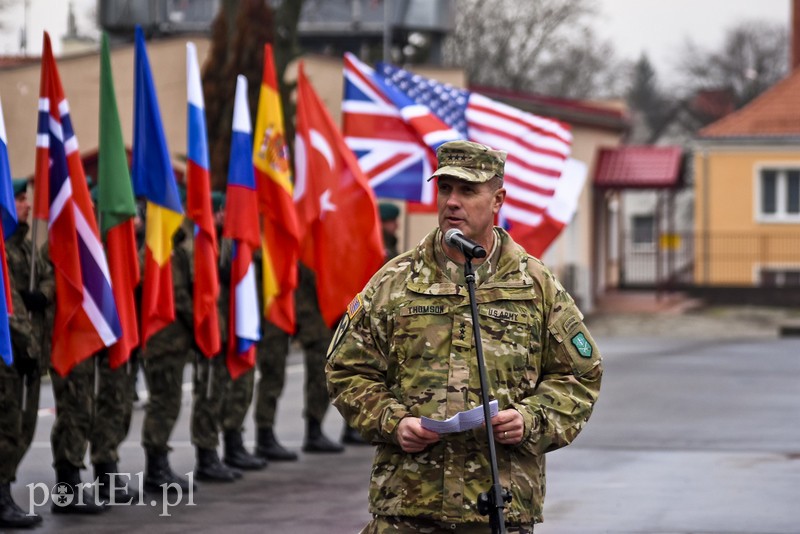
[463,255,511,533]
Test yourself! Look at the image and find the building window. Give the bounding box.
[631,215,655,245]
[759,168,800,221]
[759,268,800,287]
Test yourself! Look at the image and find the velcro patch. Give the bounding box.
[571,332,593,358]
[347,294,364,321]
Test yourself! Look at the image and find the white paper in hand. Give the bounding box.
[420,400,499,434]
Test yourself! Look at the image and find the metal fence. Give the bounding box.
[619,231,800,290]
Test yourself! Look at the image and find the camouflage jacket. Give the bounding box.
[6,223,55,366]
[326,227,602,524]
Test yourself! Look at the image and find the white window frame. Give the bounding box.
[755,165,800,223]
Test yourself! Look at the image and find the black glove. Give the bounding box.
[14,355,40,379]
[20,289,48,313]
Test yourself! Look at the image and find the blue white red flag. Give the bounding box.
[0,97,16,366]
[34,32,121,376]
[223,75,261,380]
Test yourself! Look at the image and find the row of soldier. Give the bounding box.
[0,180,390,529]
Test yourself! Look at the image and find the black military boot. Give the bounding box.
[0,481,42,528]
[195,448,237,483]
[94,461,138,504]
[224,430,267,470]
[144,451,195,493]
[51,466,107,514]
[256,427,298,461]
[303,418,345,453]
[341,424,369,445]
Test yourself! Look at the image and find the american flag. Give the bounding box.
[377,62,573,230]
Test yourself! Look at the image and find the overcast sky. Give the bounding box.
[595,0,790,78]
[0,0,792,77]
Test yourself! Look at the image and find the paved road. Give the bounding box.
[10,330,800,533]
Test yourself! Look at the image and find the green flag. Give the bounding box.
[98,32,137,236]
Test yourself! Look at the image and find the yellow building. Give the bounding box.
[695,70,800,291]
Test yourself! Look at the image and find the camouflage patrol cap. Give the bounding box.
[428,140,507,183]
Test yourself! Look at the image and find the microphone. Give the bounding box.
[444,228,487,259]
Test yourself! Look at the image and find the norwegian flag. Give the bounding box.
[34,32,121,376]
[342,53,439,204]
[377,62,573,239]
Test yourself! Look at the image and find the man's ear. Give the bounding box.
[493,187,506,215]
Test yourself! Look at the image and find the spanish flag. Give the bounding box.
[131,27,184,345]
[252,44,300,335]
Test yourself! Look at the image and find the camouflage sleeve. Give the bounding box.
[8,285,32,357]
[326,287,410,445]
[511,277,603,456]
[172,244,194,331]
[36,244,55,303]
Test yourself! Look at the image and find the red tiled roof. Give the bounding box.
[699,69,800,138]
[594,146,684,189]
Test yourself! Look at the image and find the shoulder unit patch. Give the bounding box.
[571,332,593,358]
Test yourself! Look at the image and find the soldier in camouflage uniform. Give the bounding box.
[140,226,199,492]
[246,262,343,461]
[327,141,603,533]
[203,233,265,474]
[0,179,54,527]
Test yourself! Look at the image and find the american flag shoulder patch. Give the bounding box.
[347,293,364,320]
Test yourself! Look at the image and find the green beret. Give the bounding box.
[12,178,28,197]
[429,140,507,183]
[211,191,225,213]
[379,202,399,222]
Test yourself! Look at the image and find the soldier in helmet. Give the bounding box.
[326,140,603,532]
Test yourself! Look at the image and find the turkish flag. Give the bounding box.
[294,63,384,327]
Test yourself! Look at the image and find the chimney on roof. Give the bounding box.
[793,0,800,69]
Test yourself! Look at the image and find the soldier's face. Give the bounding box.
[436,176,505,244]
[15,192,30,224]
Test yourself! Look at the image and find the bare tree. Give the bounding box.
[677,20,788,109]
[202,0,304,190]
[443,0,622,99]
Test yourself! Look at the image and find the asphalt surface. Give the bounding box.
[8,310,800,533]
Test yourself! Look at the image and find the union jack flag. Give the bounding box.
[343,53,441,204]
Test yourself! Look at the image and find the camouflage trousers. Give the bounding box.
[361,516,535,534]
[141,350,192,454]
[220,365,255,433]
[191,353,230,449]
[252,320,330,429]
[89,352,137,465]
[50,358,94,470]
[0,363,40,483]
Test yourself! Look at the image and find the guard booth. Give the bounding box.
[593,145,692,292]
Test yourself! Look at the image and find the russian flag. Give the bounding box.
[34,32,121,376]
[186,42,221,358]
[0,97,17,366]
[131,26,185,345]
[223,76,261,380]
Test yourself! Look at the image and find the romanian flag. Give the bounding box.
[252,44,300,334]
[131,26,184,345]
[0,97,16,366]
[186,42,220,358]
[98,33,140,369]
[224,76,261,380]
[35,32,121,376]
[294,63,384,327]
